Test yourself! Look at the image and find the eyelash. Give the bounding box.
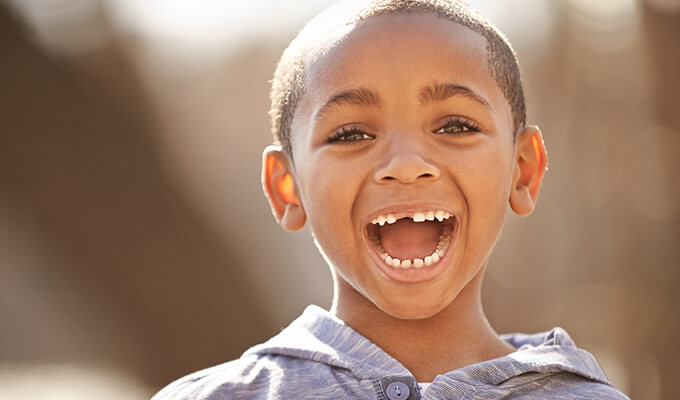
[328,116,479,144]
[328,126,374,143]
[433,116,480,135]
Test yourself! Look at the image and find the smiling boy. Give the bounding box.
[153,1,628,399]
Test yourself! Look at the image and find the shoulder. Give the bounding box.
[150,353,355,400]
[151,355,266,400]
[503,371,630,399]
[496,327,630,399]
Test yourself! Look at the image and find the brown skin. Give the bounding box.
[334,264,512,382]
[263,14,547,382]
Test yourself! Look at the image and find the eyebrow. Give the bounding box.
[419,82,491,109]
[314,87,381,121]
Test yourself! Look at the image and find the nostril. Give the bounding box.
[374,154,440,183]
[379,172,434,183]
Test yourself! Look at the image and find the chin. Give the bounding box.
[374,294,452,321]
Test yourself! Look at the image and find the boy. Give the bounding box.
[153,1,628,398]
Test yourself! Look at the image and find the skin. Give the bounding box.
[263,14,547,382]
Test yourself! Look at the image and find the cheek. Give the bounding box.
[460,145,514,240]
[299,156,363,257]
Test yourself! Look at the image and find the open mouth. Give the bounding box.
[366,210,455,269]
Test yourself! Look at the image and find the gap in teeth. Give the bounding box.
[371,210,451,226]
[371,219,453,269]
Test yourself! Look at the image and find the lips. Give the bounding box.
[366,209,455,269]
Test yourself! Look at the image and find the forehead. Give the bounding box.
[298,13,509,123]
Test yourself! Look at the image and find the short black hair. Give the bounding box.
[270,0,526,157]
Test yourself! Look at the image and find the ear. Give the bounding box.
[509,125,548,216]
[262,145,306,231]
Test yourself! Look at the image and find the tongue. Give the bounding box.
[379,219,441,260]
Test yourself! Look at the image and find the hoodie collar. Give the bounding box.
[440,328,612,386]
[243,305,409,379]
[244,305,612,386]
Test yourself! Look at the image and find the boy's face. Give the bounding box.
[280,14,530,319]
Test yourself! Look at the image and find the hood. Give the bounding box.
[243,305,612,387]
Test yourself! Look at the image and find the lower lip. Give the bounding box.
[365,223,456,284]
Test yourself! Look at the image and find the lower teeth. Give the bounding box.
[373,223,453,269]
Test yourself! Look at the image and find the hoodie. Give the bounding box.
[152,305,629,399]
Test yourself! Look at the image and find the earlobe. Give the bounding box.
[509,126,548,216]
[262,145,306,231]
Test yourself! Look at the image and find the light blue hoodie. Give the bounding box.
[153,305,629,399]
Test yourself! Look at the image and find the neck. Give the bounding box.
[331,269,514,382]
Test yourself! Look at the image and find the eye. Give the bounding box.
[433,116,480,135]
[328,125,375,143]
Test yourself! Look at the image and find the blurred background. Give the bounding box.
[0,0,678,398]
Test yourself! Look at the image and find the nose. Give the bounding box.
[373,147,440,184]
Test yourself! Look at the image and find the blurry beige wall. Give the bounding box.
[0,1,678,399]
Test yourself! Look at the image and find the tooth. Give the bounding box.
[437,249,445,257]
[385,255,393,264]
[391,258,401,268]
[424,256,432,266]
[386,214,397,224]
[413,212,425,222]
[444,212,451,220]
[435,210,445,222]
[432,252,440,263]
[413,258,424,268]
[378,216,387,226]
[372,218,379,225]
[426,211,435,221]
[400,259,411,268]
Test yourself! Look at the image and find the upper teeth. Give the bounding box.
[371,210,451,226]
